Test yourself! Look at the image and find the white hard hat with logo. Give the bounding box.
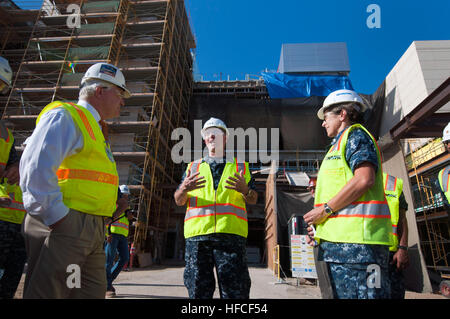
[443,122,450,142]
[0,56,12,94]
[81,63,131,98]
[317,89,366,120]
[201,117,229,137]
[119,184,131,195]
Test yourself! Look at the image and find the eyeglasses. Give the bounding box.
[102,86,126,99]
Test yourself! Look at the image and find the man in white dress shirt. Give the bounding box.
[20,63,130,298]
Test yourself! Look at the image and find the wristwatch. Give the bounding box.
[397,245,408,251]
[324,203,334,215]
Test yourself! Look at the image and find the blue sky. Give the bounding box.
[185,0,450,94]
[12,0,450,94]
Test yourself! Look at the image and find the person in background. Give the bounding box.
[0,56,27,299]
[437,122,450,206]
[105,184,134,298]
[437,122,450,298]
[383,173,409,299]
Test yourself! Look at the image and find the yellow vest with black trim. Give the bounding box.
[438,166,450,203]
[184,158,251,238]
[383,173,403,252]
[110,212,130,237]
[36,101,119,217]
[314,124,392,245]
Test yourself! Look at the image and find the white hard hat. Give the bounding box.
[81,63,131,98]
[317,89,366,120]
[0,56,13,88]
[443,122,450,142]
[201,117,229,137]
[119,184,131,195]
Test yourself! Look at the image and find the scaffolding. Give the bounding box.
[0,0,195,258]
[407,139,449,275]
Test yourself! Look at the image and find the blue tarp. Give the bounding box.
[261,72,354,99]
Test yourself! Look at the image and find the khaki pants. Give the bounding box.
[22,209,107,299]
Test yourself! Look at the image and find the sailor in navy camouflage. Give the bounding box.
[178,155,256,299]
[318,127,390,299]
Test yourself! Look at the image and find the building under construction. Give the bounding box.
[0,0,195,262]
[1,0,449,295]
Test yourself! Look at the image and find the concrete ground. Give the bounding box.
[110,264,322,299]
[13,262,446,299]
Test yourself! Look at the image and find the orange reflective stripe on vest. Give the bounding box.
[185,203,247,221]
[111,221,129,230]
[67,102,96,141]
[392,224,398,236]
[56,168,118,185]
[384,174,397,192]
[316,200,391,219]
[441,167,450,192]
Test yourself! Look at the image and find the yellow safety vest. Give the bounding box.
[314,124,392,245]
[0,180,25,224]
[36,101,119,217]
[438,166,450,203]
[0,123,25,224]
[0,121,13,169]
[0,123,13,201]
[383,173,403,252]
[110,212,130,237]
[184,158,251,238]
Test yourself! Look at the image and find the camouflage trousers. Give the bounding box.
[0,220,27,299]
[184,236,251,299]
[388,251,405,299]
[327,261,390,299]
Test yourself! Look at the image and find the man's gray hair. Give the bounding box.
[79,79,114,100]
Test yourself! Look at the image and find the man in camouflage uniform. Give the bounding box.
[174,118,257,299]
